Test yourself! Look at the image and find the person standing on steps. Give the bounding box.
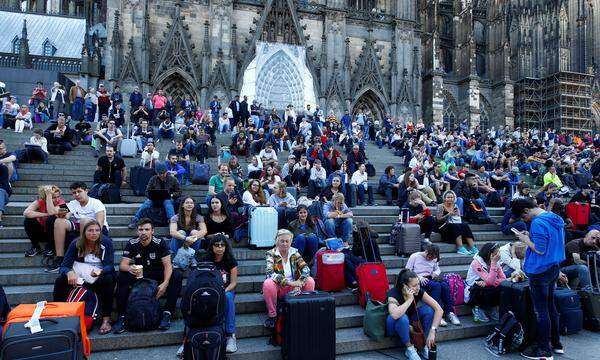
[512,197,566,360]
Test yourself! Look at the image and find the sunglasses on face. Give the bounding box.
[213,243,226,248]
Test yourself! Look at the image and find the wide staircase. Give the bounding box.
[0,127,515,359]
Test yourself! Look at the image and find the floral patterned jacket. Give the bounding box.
[265,247,310,286]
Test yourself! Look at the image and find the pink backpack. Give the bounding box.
[443,273,465,311]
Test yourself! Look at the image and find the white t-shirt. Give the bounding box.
[67,197,109,229]
[259,149,278,162]
[141,150,160,165]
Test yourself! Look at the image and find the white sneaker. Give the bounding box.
[405,346,422,360]
[176,344,184,358]
[419,346,429,360]
[447,312,461,326]
[439,318,447,327]
[226,334,238,353]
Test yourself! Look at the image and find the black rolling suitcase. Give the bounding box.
[579,251,600,331]
[1,316,84,360]
[499,280,537,348]
[274,291,336,360]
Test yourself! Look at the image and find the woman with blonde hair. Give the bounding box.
[52,219,115,334]
[23,185,66,257]
[262,229,315,328]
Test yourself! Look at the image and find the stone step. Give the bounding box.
[4,264,474,305]
[3,213,504,227]
[0,251,483,285]
[88,316,493,357]
[3,203,507,217]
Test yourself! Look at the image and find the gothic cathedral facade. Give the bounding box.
[104,0,600,132]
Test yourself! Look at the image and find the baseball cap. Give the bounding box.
[155,163,167,174]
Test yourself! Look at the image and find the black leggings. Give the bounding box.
[53,272,115,317]
[436,222,474,244]
[418,216,436,238]
[24,217,57,250]
[468,285,501,308]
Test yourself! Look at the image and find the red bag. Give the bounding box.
[357,263,389,307]
[355,228,389,307]
[316,250,345,292]
[566,202,590,226]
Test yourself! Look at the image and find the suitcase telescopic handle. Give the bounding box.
[586,251,600,292]
[358,227,377,261]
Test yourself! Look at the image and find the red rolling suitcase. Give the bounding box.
[316,250,345,292]
[355,230,389,307]
[566,202,590,226]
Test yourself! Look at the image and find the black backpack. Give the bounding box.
[139,207,168,227]
[124,278,161,331]
[181,263,226,328]
[484,311,524,356]
[0,285,10,324]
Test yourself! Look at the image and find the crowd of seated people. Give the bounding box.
[3,82,600,359]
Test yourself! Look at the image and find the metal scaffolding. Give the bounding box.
[514,71,594,133]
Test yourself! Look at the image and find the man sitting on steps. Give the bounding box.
[94,145,126,189]
[128,163,181,229]
[113,218,183,333]
[47,181,109,272]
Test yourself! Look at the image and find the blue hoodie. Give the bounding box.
[523,211,565,275]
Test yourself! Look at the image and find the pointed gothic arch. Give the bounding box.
[397,70,416,124]
[154,68,200,107]
[255,49,306,110]
[350,87,388,123]
[152,5,200,89]
[479,95,492,131]
[351,36,388,101]
[237,0,320,96]
[442,90,458,130]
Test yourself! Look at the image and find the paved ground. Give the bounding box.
[93,330,600,359]
[338,330,600,360]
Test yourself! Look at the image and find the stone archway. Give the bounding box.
[592,101,600,132]
[351,88,388,123]
[154,69,200,108]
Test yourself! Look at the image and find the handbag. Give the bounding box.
[363,293,388,341]
[409,299,426,350]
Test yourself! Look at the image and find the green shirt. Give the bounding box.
[209,175,224,194]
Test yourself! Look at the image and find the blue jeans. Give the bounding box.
[386,304,434,344]
[71,97,84,121]
[561,264,592,290]
[456,197,489,218]
[135,136,150,152]
[225,291,236,335]
[158,128,174,140]
[423,280,454,314]
[134,199,175,220]
[169,230,202,254]
[351,183,374,205]
[527,264,561,352]
[292,234,319,263]
[0,188,9,213]
[324,218,353,243]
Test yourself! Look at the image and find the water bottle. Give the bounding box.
[401,207,410,223]
[428,344,437,360]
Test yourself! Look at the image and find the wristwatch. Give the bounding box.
[431,326,437,331]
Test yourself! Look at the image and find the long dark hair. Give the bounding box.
[479,242,499,265]
[395,269,418,289]
[208,196,231,219]
[205,233,235,264]
[296,204,314,227]
[177,197,199,231]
